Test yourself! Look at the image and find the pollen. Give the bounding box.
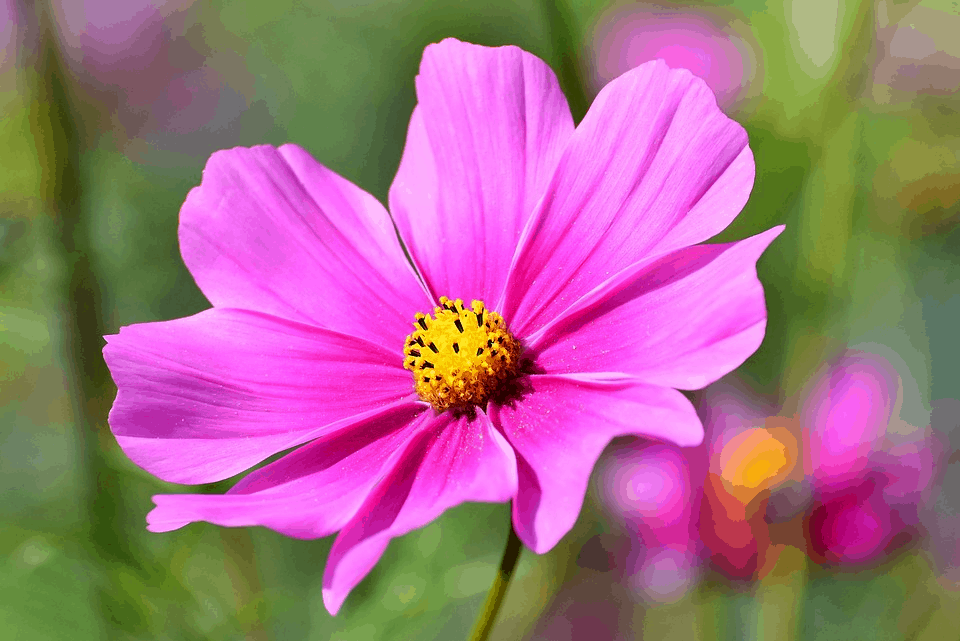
[403,297,521,412]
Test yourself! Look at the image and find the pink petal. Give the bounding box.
[488,374,703,554]
[103,308,419,484]
[321,409,517,614]
[388,38,574,305]
[501,59,754,336]
[146,403,425,537]
[528,227,783,390]
[179,144,431,346]
[807,479,900,565]
[801,352,900,483]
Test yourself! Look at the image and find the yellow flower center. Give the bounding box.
[403,297,521,412]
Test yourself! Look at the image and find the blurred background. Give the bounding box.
[1,0,958,638]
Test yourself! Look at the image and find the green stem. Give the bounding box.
[32,1,126,560]
[467,525,524,641]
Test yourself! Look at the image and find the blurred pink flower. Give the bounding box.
[806,477,905,564]
[799,353,943,567]
[700,352,943,570]
[103,38,781,613]
[53,0,193,98]
[1,0,18,72]
[800,352,900,484]
[51,0,256,156]
[589,3,760,111]
[596,440,704,601]
[600,351,944,590]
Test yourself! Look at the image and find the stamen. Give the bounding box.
[402,296,521,412]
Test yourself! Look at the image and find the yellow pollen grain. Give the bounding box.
[403,297,521,412]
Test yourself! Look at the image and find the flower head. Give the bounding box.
[800,354,943,565]
[103,38,781,613]
[589,3,760,111]
[694,352,943,574]
[596,440,705,602]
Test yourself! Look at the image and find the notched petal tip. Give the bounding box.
[145,496,192,533]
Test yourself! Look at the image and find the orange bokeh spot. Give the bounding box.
[717,426,798,507]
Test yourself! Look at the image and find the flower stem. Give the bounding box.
[467,525,524,641]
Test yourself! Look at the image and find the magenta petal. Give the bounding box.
[103,308,418,484]
[802,353,900,483]
[808,479,899,565]
[502,60,753,336]
[179,144,431,346]
[321,410,517,614]
[146,403,425,537]
[489,374,702,554]
[389,38,574,304]
[529,227,783,389]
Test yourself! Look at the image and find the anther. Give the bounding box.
[402,297,522,412]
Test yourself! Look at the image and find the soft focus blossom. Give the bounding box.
[596,440,704,602]
[1,0,18,73]
[695,381,792,579]
[701,352,943,573]
[51,0,258,157]
[589,3,760,112]
[103,38,781,613]
[600,351,944,592]
[797,354,941,565]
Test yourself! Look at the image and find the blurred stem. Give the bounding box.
[541,0,590,122]
[31,0,129,553]
[221,529,270,641]
[467,525,523,641]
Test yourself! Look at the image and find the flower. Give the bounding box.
[103,38,782,614]
[51,0,258,158]
[588,3,760,112]
[694,352,943,574]
[800,353,942,565]
[596,440,705,602]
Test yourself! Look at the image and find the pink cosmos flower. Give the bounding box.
[596,440,705,602]
[800,354,943,565]
[1,0,19,74]
[589,3,760,112]
[695,353,942,571]
[603,353,941,588]
[103,38,782,614]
